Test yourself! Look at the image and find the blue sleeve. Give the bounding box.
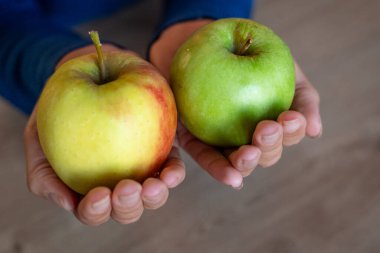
[1,0,254,115]
[155,0,254,39]
[0,2,90,115]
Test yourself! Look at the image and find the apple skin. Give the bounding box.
[37,51,177,194]
[170,18,295,147]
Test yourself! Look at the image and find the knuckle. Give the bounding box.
[161,167,186,188]
[178,130,195,149]
[80,216,109,226]
[307,87,320,104]
[117,215,142,225]
[165,157,185,170]
[283,138,301,147]
[27,164,57,196]
[112,209,143,224]
[77,209,111,226]
[27,175,39,195]
[26,167,44,195]
[241,168,255,177]
[260,159,278,168]
[259,146,283,168]
[283,134,304,146]
[259,139,283,152]
[112,192,144,217]
[143,193,168,210]
[243,161,259,173]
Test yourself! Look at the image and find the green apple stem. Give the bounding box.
[236,37,253,56]
[89,31,106,83]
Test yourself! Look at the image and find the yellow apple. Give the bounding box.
[37,37,177,194]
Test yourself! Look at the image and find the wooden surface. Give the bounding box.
[1,0,380,252]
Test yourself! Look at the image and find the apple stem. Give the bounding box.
[236,38,253,56]
[89,31,106,83]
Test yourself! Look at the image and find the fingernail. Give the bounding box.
[118,191,140,207]
[48,193,72,211]
[241,150,259,168]
[142,187,164,207]
[315,122,323,138]
[261,130,280,145]
[233,181,244,190]
[317,127,323,137]
[145,187,162,198]
[242,159,256,169]
[91,196,110,214]
[283,119,300,134]
[165,176,177,188]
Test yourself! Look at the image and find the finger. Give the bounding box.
[228,145,261,177]
[177,123,243,189]
[24,108,77,211]
[159,147,186,188]
[293,63,322,138]
[111,180,144,224]
[141,178,169,210]
[26,159,77,211]
[252,120,283,168]
[277,111,307,146]
[75,187,112,226]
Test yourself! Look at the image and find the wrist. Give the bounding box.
[150,19,213,79]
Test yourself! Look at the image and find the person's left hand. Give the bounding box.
[150,19,322,189]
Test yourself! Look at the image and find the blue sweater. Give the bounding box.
[0,0,253,114]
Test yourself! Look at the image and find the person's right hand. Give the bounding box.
[24,45,186,226]
[150,20,322,189]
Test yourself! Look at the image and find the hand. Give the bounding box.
[24,45,185,225]
[150,20,322,189]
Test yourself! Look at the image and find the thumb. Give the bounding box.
[24,107,78,211]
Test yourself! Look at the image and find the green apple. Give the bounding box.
[170,18,295,147]
[37,31,177,194]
